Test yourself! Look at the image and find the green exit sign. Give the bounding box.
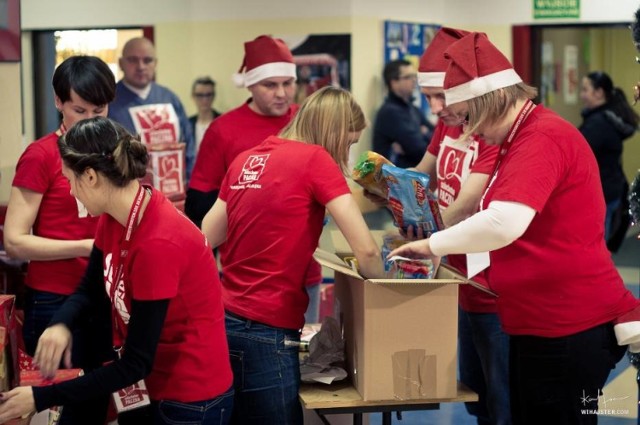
[534,0,580,18]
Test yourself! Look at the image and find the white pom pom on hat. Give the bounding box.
[443,32,522,105]
[232,35,297,88]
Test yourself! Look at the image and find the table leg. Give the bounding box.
[354,413,363,425]
[382,412,392,425]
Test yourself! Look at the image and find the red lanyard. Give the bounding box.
[480,99,535,210]
[110,185,147,351]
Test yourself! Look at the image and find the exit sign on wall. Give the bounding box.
[534,0,580,19]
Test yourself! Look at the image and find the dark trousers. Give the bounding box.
[509,322,626,425]
[23,288,112,425]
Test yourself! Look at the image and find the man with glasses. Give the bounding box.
[189,76,221,155]
[372,59,434,168]
[108,37,195,179]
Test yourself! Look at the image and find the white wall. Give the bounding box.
[21,0,640,29]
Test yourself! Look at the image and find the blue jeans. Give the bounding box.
[151,387,234,425]
[459,308,511,425]
[225,312,302,425]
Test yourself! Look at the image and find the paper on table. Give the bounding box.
[466,252,490,279]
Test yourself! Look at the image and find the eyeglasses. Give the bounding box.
[194,92,215,98]
[398,74,417,81]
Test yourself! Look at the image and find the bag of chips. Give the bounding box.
[381,164,443,237]
[352,151,393,198]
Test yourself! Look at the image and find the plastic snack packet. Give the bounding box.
[381,233,435,279]
[352,151,393,198]
[381,164,443,237]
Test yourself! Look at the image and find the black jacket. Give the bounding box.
[372,92,433,168]
[579,104,636,203]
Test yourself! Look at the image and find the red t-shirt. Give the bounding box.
[219,136,351,330]
[95,189,232,401]
[428,123,499,312]
[189,101,299,192]
[12,132,98,295]
[481,105,638,337]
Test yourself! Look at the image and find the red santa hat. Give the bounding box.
[443,32,522,105]
[417,27,470,88]
[232,35,297,88]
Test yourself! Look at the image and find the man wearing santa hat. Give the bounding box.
[186,35,298,228]
[413,27,509,425]
[389,32,639,424]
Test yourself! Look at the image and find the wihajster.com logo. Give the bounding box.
[580,389,630,416]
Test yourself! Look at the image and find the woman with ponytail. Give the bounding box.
[0,117,233,425]
[579,71,639,243]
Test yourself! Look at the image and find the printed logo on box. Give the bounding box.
[147,150,185,197]
[113,380,151,412]
[128,104,181,145]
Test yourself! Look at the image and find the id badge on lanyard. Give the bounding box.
[110,185,151,413]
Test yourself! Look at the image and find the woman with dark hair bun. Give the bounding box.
[3,55,116,424]
[579,71,639,244]
[0,117,234,425]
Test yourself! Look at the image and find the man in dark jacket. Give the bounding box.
[372,59,434,168]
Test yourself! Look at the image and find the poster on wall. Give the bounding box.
[281,35,351,105]
[383,21,440,116]
[540,42,557,106]
[563,45,579,105]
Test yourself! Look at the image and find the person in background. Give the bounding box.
[579,71,638,245]
[184,35,327,322]
[414,27,509,425]
[389,32,639,425]
[186,34,298,228]
[0,117,233,425]
[108,37,195,180]
[201,87,385,424]
[631,6,640,105]
[372,59,434,168]
[189,76,222,155]
[3,55,115,425]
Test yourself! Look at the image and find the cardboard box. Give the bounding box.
[0,295,18,389]
[141,145,186,199]
[315,248,464,401]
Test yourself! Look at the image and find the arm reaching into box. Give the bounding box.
[326,194,385,279]
[387,200,536,259]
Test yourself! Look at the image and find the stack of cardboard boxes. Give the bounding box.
[128,103,187,211]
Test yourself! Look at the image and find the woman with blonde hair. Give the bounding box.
[202,86,384,424]
[389,33,639,424]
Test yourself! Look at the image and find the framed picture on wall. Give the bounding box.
[0,0,21,62]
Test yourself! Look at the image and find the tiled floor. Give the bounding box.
[320,210,640,425]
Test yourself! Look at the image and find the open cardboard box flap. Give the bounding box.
[315,245,497,296]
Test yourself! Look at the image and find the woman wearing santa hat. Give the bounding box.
[201,86,384,424]
[389,32,639,424]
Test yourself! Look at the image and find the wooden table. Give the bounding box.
[300,381,478,425]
